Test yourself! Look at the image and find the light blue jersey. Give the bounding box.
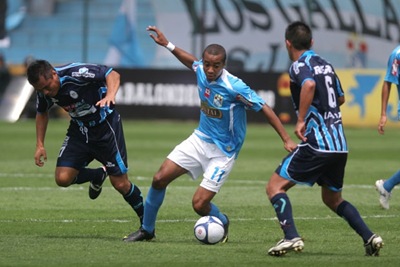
[384,45,400,85]
[192,60,265,158]
[384,45,400,119]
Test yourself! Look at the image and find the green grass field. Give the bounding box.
[0,119,399,266]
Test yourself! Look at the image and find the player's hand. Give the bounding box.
[34,146,47,167]
[378,115,387,135]
[283,138,298,152]
[294,120,307,142]
[146,25,169,46]
[96,96,115,108]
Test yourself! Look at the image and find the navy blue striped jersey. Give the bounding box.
[36,63,114,127]
[289,50,347,152]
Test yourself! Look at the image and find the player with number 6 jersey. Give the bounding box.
[288,50,347,152]
[266,21,383,257]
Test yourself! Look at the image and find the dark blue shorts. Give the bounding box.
[56,111,128,176]
[275,144,347,192]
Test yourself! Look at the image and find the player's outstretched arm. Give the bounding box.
[261,104,297,152]
[378,81,392,135]
[146,25,197,70]
[35,112,49,167]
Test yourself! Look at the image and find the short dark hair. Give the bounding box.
[203,44,226,63]
[285,21,312,50]
[26,59,54,84]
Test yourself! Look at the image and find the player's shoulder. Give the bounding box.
[391,45,400,57]
[220,71,251,94]
[222,70,246,84]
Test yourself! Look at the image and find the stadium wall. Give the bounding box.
[2,0,400,72]
[115,68,296,124]
[10,68,398,127]
[113,68,399,127]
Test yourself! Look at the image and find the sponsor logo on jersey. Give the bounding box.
[323,111,342,120]
[200,101,222,118]
[72,67,95,78]
[62,99,96,117]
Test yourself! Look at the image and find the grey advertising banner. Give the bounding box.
[115,68,296,123]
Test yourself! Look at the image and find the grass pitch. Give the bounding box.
[0,119,399,266]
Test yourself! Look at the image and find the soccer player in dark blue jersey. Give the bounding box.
[266,21,383,256]
[27,60,144,238]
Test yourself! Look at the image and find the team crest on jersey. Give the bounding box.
[213,94,223,107]
[293,62,304,75]
[204,88,211,98]
[69,90,78,99]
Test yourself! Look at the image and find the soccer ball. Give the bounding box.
[194,216,225,244]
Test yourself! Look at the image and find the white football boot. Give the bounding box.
[268,237,304,256]
[375,179,391,210]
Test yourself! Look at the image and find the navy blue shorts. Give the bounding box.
[56,111,128,176]
[275,144,347,192]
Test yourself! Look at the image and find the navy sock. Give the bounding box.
[72,168,103,184]
[270,192,299,240]
[336,200,373,242]
[123,182,144,224]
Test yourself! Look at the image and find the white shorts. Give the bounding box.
[167,133,236,193]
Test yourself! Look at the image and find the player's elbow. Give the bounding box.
[338,96,345,106]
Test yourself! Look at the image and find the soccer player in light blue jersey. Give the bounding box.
[27,60,144,239]
[123,25,297,242]
[266,21,383,256]
[375,45,400,210]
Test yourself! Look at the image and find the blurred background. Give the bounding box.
[0,0,399,126]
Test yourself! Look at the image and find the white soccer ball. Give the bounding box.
[194,216,225,245]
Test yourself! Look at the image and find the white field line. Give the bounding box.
[0,183,396,191]
[0,173,398,190]
[0,214,397,224]
[0,173,397,223]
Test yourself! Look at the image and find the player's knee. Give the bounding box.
[152,172,168,189]
[109,176,129,194]
[266,183,277,200]
[55,173,72,187]
[192,198,208,216]
[55,167,78,187]
[322,196,342,211]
